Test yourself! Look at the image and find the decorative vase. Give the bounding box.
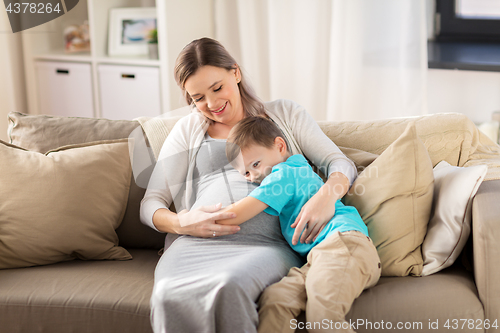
[148,43,158,59]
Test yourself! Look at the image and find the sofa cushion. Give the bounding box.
[318,112,500,181]
[422,161,487,276]
[346,264,484,332]
[0,249,158,333]
[344,123,434,276]
[294,264,482,333]
[7,112,165,250]
[8,112,140,152]
[0,139,132,269]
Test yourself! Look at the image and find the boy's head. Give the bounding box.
[226,116,290,184]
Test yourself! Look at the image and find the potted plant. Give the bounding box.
[148,28,158,59]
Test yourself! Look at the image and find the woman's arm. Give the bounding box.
[269,99,357,185]
[216,197,269,225]
[140,114,241,237]
[268,100,356,244]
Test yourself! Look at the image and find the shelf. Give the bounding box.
[95,55,160,67]
[428,41,500,72]
[33,53,160,67]
[34,51,92,63]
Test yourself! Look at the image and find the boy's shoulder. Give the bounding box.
[276,154,311,171]
[268,155,315,180]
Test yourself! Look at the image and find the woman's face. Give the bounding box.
[184,65,244,127]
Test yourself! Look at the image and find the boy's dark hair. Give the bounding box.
[226,116,288,163]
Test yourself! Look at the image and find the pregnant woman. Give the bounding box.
[140,37,357,333]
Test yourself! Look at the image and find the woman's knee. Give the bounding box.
[151,279,176,309]
[216,272,249,299]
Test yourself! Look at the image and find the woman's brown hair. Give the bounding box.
[174,37,266,117]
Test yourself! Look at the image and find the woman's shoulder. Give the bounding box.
[170,110,207,132]
[264,98,302,111]
[265,99,306,121]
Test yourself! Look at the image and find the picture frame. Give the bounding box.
[108,7,157,56]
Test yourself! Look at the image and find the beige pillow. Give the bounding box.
[421,161,487,276]
[344,122,434,276]
[8,111,166,250]
[0,139,132,269]
[339,146,379,174]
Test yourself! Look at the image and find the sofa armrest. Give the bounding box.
[472,179,500,332]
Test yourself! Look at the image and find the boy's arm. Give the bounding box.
[216,197,269,225]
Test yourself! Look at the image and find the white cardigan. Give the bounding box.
[140,99,357,232]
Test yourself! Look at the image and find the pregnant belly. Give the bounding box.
[192,169,256,210]
[191,169,284,242]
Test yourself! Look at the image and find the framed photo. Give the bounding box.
[108,7,157,56]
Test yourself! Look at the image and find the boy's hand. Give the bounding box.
[290,197,335,245]
[290,172,348,245]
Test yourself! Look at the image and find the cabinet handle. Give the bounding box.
[121,74,135,79]
[56,69,69,74]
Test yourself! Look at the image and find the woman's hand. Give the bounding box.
[153,203,240,238]
[177,203,241,238]
[290,172,349,245]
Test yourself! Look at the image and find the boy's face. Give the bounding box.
[233,137,288,184]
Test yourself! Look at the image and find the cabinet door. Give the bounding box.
[98,64,161,120]
[35,61,94,118]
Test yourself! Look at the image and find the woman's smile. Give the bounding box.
[210,101,228,115]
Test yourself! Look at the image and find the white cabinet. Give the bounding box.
[36,61,94,118]
[21,0,214,119]
[98,65,161,120]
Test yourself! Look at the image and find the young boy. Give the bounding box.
[219,116,381,333]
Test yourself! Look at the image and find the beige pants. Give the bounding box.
[258,231,381,333]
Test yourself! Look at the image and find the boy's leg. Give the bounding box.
[257,263,309,333]
[305,231,381,333]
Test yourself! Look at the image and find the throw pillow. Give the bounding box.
[339,146,379,174]
[421,161,487,276]
[344,122,434,276]
[0,139,133,269]
[7,111,166,250]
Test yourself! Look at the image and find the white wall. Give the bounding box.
[428,69,500,124]
[0,6,27,142]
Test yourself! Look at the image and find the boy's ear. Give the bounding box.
[274,137,288,155]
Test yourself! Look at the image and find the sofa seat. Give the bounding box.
[0,250,482,333]
[0,249,159,333]
[295,264,484,333]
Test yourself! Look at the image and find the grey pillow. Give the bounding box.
[421,161,487,276]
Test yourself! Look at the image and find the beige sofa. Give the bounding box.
[1,111,499,333]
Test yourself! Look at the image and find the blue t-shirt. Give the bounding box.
[249,154,368,257]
